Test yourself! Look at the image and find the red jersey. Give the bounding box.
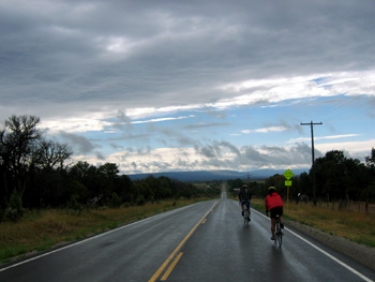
[265,192,284,210]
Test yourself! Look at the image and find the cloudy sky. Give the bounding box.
[1,0,374,175]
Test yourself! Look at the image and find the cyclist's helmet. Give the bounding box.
[242,184,248,192]
[268,186,276,191]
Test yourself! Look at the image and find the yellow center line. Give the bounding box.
[148,201,218,282]
[160,252,183,281]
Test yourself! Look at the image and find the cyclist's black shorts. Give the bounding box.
[241,200,250,210]
[270,207,283,219]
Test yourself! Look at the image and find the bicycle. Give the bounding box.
[243,208,250,225]
[274,214,283,247]
[241,202,251,225]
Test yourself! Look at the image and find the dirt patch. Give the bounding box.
[286,220,375,271]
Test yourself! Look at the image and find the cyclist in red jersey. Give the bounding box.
[265,186,284,240]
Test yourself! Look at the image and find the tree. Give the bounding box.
[98,163,119,179]
[299,172,311,196]
[0,115,41,208]
[364,148,375,214]
[36,139,73,171]
[69,161,91,180]
[311,149,374,210]
[365,148,375,172]
[0,115,74,211]
[116,174,133,203]
[68,161,102,204]
[264,174,286,198]
[314,150,347,201]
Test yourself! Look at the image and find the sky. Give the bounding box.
[1,0,375,176]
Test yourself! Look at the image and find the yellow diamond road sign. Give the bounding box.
[284,169,294,179]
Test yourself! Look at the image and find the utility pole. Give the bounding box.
[301,121,322,206]
[243,173,251,186]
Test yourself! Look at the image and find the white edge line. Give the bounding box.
[0,218,150,272]
[286,228,373,282]
[3,201,373,282]
[1,203,202,272]
[250,207,373,282]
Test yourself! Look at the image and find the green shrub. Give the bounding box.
[5,190,24,221]
[136,195,146,206]
[0,206,4,222]
[109,193,122,208]
[66,194,83,212]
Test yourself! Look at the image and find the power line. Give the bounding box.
[301,121,323,206]
[307,95,369,124]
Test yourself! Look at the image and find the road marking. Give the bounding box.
[0,217,152,273]
[0,206,195,273]
[0,203,207,277]
[287,228,373,282]
[148,201,218,282]
[160,252,183,281]
[252,208,373,282]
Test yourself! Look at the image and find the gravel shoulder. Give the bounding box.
[285,220,375,271]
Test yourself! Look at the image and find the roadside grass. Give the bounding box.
[0,198,210,264]
[251,198,375,248]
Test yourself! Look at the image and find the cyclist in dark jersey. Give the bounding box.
[239,184,252,221]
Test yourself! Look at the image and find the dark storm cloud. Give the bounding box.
[183,122,230,130]
[1,0,374,174]
[1,0,374,118]
[59,131,95,154]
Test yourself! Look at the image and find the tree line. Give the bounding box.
[0,115,220,221]
[228,148,375,213]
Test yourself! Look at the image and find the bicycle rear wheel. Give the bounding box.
[243,209,249,225]
[275,233,282,247]
[275,222,283,247]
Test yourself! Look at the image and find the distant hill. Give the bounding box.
[127,168,308,182]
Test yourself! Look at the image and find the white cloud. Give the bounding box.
[40,117,111,134]
[1,0,375,174]
[316,139,375,158]
[288,134,361,143]
[133,115,194,124]
[242,126,288,134]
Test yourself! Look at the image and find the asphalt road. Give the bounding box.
[1,192,374,282]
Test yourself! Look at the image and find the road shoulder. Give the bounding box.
[286,220,375,271]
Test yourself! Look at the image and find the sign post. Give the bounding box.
[283,169,294,209]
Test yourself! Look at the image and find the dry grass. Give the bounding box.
[252,198,375,248]
[0,198,208,263]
